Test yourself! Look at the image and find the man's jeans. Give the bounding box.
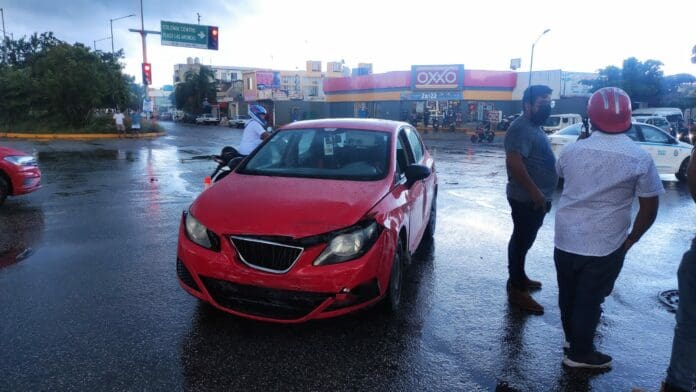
[666,237,696,391]
[507,198,549,290]
[554,246,625,356]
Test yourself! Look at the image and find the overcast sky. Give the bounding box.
[3,0,696,87]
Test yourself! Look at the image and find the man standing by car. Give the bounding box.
[504,85,557,315]
[555,87,663,369]
[238,105,270,155]
[661,146,696,391]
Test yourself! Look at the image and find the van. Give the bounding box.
[631,107,683,127]
[542,113,583,134]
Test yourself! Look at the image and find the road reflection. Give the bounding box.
[0,205,45,268]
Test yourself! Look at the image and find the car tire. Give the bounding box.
[423,193,437,239]
[676,157,689,182]
[383,239,404,313]
[0,176,8,206]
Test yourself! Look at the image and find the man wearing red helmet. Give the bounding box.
[554,87,664,369]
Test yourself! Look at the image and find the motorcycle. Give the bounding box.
[432,117,440,132]
[181,146,245,186]
[470,122,495,143]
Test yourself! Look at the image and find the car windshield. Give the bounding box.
[556,124,581,135]
[544,117,561,127]
[239,128,391,180]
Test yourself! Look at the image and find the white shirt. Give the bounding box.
[238,121,266,155]
[555,131,664,256]
[113,113,125,125]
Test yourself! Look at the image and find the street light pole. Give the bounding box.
[1,8,6,41]
[528,28,550,88]
[110,13,135,54]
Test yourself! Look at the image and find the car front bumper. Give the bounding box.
[10,166,41,195]
[176,220,396,323]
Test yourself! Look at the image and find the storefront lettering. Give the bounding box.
[416,70,458,86]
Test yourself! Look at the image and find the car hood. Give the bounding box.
[0,146,31,158]
[190,173,390,238]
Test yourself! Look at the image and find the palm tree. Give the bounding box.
[174,65,217,114]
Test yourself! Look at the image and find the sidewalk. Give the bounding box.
[0,131,165,140]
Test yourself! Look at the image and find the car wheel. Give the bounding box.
[423,193,437,239]
[676,157,690,182]
[383,239,404,313]
[0,176,8,206]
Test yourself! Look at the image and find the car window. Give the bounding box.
[544,117,561,127]
[639,124,671,144]
[241,128,390,180]
[395,136,407,179]
[404,127,424,163]
[557,124,581,136]
[626,125,641,142]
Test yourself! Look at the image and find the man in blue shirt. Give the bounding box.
[504,85,558,315]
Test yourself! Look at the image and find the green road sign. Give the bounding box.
[161,21,210,49]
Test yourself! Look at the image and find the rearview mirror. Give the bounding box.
[405,164,431,188]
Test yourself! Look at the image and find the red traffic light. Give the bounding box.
[207,26,219,50]
[142,62,152,85]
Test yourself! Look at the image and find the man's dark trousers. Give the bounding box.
[554,247,625,356]
[507,198,549,290]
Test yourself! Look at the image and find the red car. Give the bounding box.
[0,146,41,206]
[177,119,438,323]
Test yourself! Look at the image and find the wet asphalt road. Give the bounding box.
[1,122,694,391]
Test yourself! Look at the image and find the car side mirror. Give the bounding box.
[404,164,431,188]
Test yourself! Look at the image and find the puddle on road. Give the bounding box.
[0,206,44,268]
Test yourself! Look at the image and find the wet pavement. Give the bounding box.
[1,122,693,391]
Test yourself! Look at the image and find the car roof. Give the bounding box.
[280,118,407,133]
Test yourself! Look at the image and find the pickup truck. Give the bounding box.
[195,114,220,125]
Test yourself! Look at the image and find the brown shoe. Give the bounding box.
[507,282,544,314]
[525,278,542,289]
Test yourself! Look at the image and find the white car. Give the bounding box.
[632,115,673,136]
[549,122,692,181]
[228,115,251,128]
[195,113,220,125]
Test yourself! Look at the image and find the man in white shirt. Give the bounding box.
[113,110,125,135]
[238,105,270,155]
[555,87,664,369]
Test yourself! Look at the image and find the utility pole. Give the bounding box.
[128,0,160,86]
[1,8,6,41]
[197,13,201,24]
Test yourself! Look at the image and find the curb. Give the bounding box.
[0,132,166,140]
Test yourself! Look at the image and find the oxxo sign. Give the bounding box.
[412,65,464,90]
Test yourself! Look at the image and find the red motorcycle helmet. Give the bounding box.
[587,87,632,133]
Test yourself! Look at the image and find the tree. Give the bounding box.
[173,66,217,114]
[660,74,696,109]
[0,33,132,129]
[582,57,665,105]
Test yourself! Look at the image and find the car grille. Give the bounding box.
[230,236,303,273]
[177,258,200,291]
[201,277,329,320]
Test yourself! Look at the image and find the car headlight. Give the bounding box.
[184,211,220,251]
[313,221,381,266]
[4,155,37,166]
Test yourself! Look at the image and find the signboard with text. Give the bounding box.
[400,91,462,101]
[411,65,464,90]
[161,21,217,49]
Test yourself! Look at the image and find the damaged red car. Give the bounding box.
[176,119,437,323]
[0,146,41,206]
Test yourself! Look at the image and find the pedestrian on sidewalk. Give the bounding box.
[131,110,142,134]
[503,84,557,315]
[662,146,696,391]
[554,87,663,369]
[113,109,125,135]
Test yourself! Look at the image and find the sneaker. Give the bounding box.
[525,278,542,289]
[507,281,544,314]
[563,351,612,369]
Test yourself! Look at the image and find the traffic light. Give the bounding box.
[142,63,152,85]
[207,26,219,50]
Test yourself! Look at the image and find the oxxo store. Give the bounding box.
[322,65,518,125]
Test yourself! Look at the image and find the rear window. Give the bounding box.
[239,128,391,181]
[556,124,582,135]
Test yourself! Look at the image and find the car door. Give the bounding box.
[395,128,424,253]
[636,123,677,174]
[403,126,432,246]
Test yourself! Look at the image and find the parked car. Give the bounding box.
[632,115,673,136]
[229,114,252,128]
[549,122,692,181]
[196,113,220,125]
[542,113,583,134]
[176,119,438,323]
[0,146,42,206]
